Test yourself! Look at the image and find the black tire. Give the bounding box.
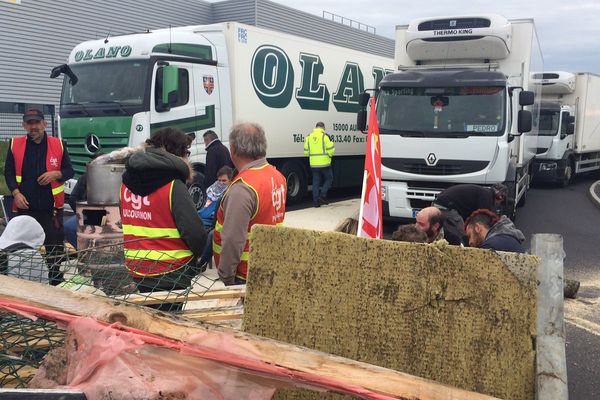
[188,171,206,210]
[280,162,307,204]
[558,162,573,188]
[503,180,518,221]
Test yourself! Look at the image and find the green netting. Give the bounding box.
[0,238,230,388]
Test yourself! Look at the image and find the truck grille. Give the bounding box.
[64,136,129,177]
[382,158,488,176]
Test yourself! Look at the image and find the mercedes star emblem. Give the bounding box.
[85,133,100,153]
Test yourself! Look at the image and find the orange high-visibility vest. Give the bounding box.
[121,181,193,277]
[213,163,286,281]
[11,135,65,211]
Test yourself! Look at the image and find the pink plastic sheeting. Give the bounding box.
[0,299,400,400]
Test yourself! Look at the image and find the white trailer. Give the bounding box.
[51,22,393,206]
[358,14,542,219]
[531,72,600,186]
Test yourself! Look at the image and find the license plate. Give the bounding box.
[412,209,419,218]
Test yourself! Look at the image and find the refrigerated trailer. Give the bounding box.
[531,71,600,186]
[51,22,393,206]
[358,14,542,219]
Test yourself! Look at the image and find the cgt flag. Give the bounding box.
[357,97,383,239]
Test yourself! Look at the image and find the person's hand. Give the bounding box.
[13,191,29,210]
[37,170,62,186]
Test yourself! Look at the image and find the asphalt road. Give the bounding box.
[519,176,600,400]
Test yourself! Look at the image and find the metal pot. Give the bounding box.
[86,163,125,205]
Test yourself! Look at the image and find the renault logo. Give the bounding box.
[426,153,437,166]
[85,133,100,154]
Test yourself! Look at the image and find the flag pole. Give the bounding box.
[356,170,368,237]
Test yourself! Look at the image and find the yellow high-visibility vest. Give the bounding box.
[303,128,335,168]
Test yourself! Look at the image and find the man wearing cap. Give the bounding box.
[4,109,74,285]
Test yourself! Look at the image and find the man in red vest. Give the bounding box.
[213,123,286,286]
[4,109,74,285]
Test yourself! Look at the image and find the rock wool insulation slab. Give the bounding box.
[243,225,539,400]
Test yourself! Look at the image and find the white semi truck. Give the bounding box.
[357,14,542,219]
[531,71,600,186]
[51,22,393,206]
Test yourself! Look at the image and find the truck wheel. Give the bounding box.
[188,171,206,210]
[280,162,307,204]
[559,163,573,188]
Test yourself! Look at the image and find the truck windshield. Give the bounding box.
[377,86,506,137]
[60,60,149,117]
[538,111,560,136]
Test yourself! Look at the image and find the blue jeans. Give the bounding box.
[312,166,333,205]
[64,215,78,249]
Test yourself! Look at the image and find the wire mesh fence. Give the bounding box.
[0,239,241,388]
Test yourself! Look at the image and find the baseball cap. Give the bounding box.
[23,109,45,122]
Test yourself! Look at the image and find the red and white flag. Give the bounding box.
[357,97,383,239]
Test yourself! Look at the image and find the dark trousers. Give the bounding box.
[312,166,333,205]
[17,209,65,285]
[133,264,198,312]
[440,209,467,246]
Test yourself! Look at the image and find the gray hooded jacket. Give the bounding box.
[0,215,49,283]
[482,215,526,253]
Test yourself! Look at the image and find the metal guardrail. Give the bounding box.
[322,11,376,34]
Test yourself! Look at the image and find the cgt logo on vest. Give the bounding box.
[271,177,285,222]
[122,188,153,220]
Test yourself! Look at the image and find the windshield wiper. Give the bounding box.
[93,100,127,115]
[63,102,90,116]
[379,128,425,136]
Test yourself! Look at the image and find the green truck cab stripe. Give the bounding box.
[150,105,215,134]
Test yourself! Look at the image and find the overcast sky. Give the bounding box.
[270,0,600,73]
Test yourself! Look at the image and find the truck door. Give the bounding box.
[192,63,221,142]
[150,61,196,143]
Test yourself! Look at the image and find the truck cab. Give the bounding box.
[359,14,541,220]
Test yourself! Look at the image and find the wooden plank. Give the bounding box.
[116,287,246,306]
[183,306,244,321]
[0,275,499,400]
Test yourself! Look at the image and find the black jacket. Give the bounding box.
[204,139,233,188]
[435,184,496,220]
[4,133,74,211]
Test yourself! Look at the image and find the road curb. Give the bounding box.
[588,180,600,208]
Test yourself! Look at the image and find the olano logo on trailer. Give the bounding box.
[251,45,390,113]
[75,45,132,62]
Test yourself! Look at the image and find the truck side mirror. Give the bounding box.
[358,92,371,107]
[566,115,575,124]
[50,64,78,85]
[519,91,535,106]
[162,65,179,108]
[518,110,532,133]
[357,109,367,132]
[566,123,575,135]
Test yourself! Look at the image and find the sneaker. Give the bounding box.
[319,197,330,205]
[313,203,321,208]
